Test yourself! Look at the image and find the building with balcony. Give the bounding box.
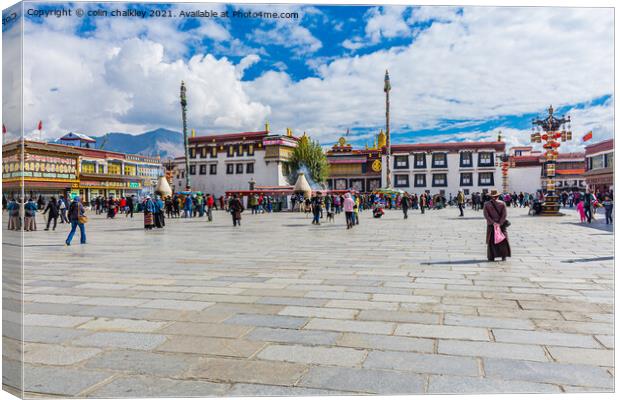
[383,141,505,197]
[583,138,614,193]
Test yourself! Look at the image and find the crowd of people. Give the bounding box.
[2,186,613,258]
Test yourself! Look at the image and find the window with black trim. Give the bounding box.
[432,153,447,168]
[209,164,217,175]
[227,146,234,157]
[394,174,409,187]
[478,152,494,167]
[189,148,197,159]
[199,165,207,175]
[394,155,409,169]
[211,147,218,158]
[189,165,196,175]
[236,163,244,174]
[226,164,234,174]
[460,172,473,186]
[414,174,426,187]
[432,173,447,187]
[246,163,254,174]
[479,172,494,186]
[248,144,255,156]
[200,147,207,158]
[414,153,426,169]
[238,144,244,156]
[460,152,473,167]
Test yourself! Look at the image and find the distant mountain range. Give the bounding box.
[89,128,184,158]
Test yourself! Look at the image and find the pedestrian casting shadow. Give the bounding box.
[560,221,614,233]
[101,228,148,232]
[421,259,490,265]
[562,256,614,263]
[23,244,66,247]
[445,217,484,221]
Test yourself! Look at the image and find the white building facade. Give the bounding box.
[173,129,298,197]
[381,142,506,197]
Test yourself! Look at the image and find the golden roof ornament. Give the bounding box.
[377,129,387,148]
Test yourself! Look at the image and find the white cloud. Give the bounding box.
[364,6,411,43]
[251,23,322,56]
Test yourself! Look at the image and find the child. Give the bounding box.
[576,200,586,223]
[602,196,613,225]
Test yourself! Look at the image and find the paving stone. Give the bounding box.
[25,294,89,304]
[74,305,156,319]
[562,385,614,393]
[24,343,102,365]
[140,299,214,311]
[305,318,394,335]
[257,344,366,367]
[71,332,167,350]
[23,314,92,328]
[357,310,441,324]
[157,335,265,357]
[77,318,168,332]
[23,326,90,344]
[444,314,535,329]
[228,383,341,396]
[427,375,561,394]
[159,321,252,338]
[279,306,358,319]
[305,291,370,300]
[300,366,426,394]
[74,283,133,290]
[84,349,195,376]
[85,376,179,397]
[547,347,614,367]
[325,299,398,310]
[395,323,489,341]
[245,327,340,345]
[477,307,564,320]
[372,294,440,303]
[484,358,614,388]
[492,329,600,348]
[213,276,270,282]
[224,313,308,329]
[438,339,548,362]
[159,380,231,397]
[596,335,614,349]
[533,319,613,335]
[182,286,246,294]
[189,294,260,304]
[257,297,327,307]
[186,357,308,386]
[364,350,479,376]
[75,297,148,307]
[23,303,87,316]
[337,333,434,353]
[23,365,112,396]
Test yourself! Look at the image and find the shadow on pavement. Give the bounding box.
[421,259,490,265]
[562,256,614,263]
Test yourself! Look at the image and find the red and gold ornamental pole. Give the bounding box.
[530,105,572,216]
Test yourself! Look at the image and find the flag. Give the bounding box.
[37,120,42,130]
[2,124,6,135]
[582,131,593,142]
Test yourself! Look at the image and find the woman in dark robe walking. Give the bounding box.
[228,195,244,226]
[483,189,511,261]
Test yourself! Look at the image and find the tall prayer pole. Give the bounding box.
[384,70,392,188]
[180,81,191,190]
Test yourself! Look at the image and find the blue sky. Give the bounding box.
[4,2,615,151]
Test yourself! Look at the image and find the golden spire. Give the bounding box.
[377,129,387,148]
[265,121,270,133]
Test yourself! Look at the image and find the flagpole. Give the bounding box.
[384,70,392,189]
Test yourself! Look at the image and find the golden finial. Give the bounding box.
[377,129,387,148]
[191,128,196,138]
[497,130,503,142]
[265,121,270,132]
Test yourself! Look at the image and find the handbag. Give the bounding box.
[78,215,88,224]
[490,200,510,228]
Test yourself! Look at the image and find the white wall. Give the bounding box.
[508,166,542,194]
[382,151,501,197]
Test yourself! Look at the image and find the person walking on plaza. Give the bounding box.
[7,198,21,231]
[401,193,410,219]
[419,193,427,214]
[126,195,134,218]
[43,196,60,231]
[602,195,613,225]
[483,189,511,262]
[457,190,465,217]
[24,198,38,231]
[229,194,244,226]
[183,195,193,218]
[143,196,156,230]
[583,189,595,223]
[154,195,165,228]
[311,193,322,225]
[343,192,355,229]
[65,196,86,246]
[58,195,69,223]
[206,193,214,222]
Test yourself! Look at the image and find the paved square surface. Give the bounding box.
[3,206,614,396]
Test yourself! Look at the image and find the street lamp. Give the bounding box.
[530,105,572,216]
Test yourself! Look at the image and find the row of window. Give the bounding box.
[587,153,613,170]
[393,152,495,169]
[189,163,255,176]
[189,144,256,159]
[394,172,495,188]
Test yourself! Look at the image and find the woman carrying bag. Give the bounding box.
[483,189,511,262]
[66,196,87,246]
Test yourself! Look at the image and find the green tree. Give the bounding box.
[285,135,330,185]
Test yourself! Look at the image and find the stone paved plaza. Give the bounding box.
[2,205,615,397]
